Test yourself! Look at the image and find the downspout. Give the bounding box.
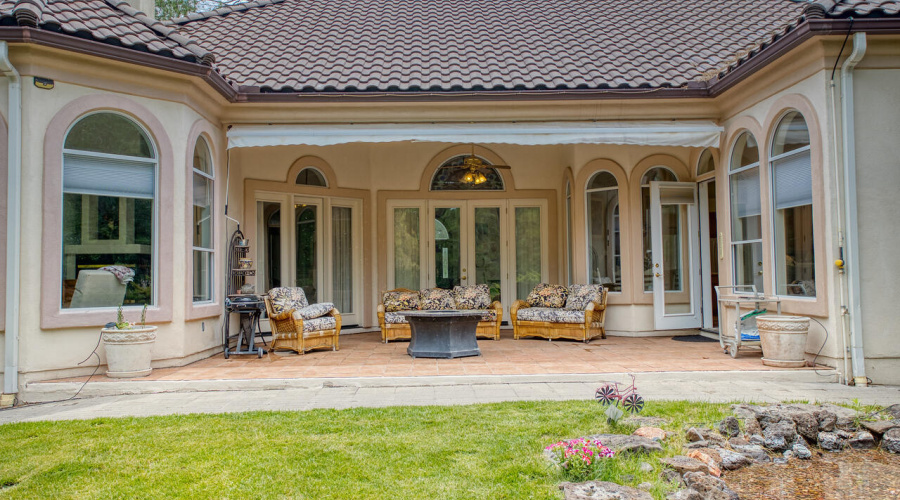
[0,41,21,401]
[840,32,868,386]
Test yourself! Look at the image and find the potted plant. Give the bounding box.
[101,305,157,378]
[757,314,810,368]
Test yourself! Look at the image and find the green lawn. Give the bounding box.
[0,400,735,499]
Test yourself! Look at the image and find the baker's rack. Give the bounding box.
[223,226,265,358]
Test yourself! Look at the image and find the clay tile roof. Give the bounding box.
[175,0,821,93]
[0,0,214,65]
[830,0,900,16]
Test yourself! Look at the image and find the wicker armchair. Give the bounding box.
[377,286,503,343]
[264,290,341,354]
[511,286,607,343]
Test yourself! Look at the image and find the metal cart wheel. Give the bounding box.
[257,347,264,358]
[729,343,739,358]
[595,385,615,405]
[224,347,230,359]
[623,393,644,414]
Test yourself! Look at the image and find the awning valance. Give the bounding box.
[226,121,723,149]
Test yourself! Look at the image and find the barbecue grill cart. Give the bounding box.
[223,227,265,358]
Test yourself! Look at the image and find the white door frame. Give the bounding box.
[698,179,716,331]
[650,181,702,330]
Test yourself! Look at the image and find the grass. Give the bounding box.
[0,400,737,499]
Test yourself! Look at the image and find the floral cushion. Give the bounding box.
[419,288,456,310]
[453,284,491,310]
[516,307,586,323]
[526,283,568,308]
[382,291,420,312]
[268,287,308,314]
[565,284,604,310]
[477,309,498,322]
[292,302,334,320]
[302,315,337,334]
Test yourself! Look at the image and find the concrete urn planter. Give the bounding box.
[757,315,810,368]
[101,326,157,378]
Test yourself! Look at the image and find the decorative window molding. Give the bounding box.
[41,94,174,329]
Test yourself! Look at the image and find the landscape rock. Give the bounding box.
[684,440,709,450]
[885,404,900,419]
[633,427,668,441]
[748,434,765,447]
[716,448,753,470]
[687,449,722,476]
[732,444,771,463]
[718,417,741,438]
[560,481,654,500]
[860,419,899,436]
[763,435,787,452]
[848,431,876,450]
[882,427,900,454]
[818,431,847,451]
[686,428,705,442]
[789,412,819,442]
[817,410,837,432]
[728,437,750,447]
[637,482,653,491]
[773,457,789,465]
[743,416,763,437]
[660,456,710,475]
[682,471,740,500]
[666,489,700,500]
[639,462,654,473]
[730,404,756,421]
[660,469,684,485]
[763,419,798,443]
[782,450,794,459]
[622,416,672,427]
[587,434,664,456]
[792,442,812,460]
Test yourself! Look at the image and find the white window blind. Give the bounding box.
[773,150,813,210]
[731,167,761,218]
[63,152,155,199]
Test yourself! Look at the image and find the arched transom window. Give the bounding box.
[697,148,716,176]
[586,172,621,291]
[430,155,505,191]
[771,111,814,297]
[296,167,327,187]
[62,112,157,308]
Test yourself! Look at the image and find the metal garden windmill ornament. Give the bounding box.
[595,373,645,416]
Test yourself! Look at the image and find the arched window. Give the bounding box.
[296,167,327,187]
[641,167,677,291]
[192,136,215,303]
[771,111,814,297]
[586,172,621,291]
[697,148,716,176]
[729,132,764,293]
[430,155,505,191]
[62,112,157,308]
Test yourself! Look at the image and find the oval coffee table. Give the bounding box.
[401,310,483,358]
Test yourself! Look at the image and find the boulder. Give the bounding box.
[732,444,771,463]
[748,434,765,447]
[817,410,837,432]
[730,404,756,420]
[633,427,668,441]
[560,481,654,500]
[716,448,753,470]
[587,434,664,456]
[682,471,740,500]
[718,417,741,438]
[743,417,763,437]
[684,440,709,450]
[660,456,710,475]
[860,420,899,436]
[687,449,722,476]
[763,420,797,451]
[882,427,900,454]
[728,437,750,447]
[789,412,819,442]
[792,441,812,460]
[848,431,876,450]
[660,469,684,486]
[686,428,705,442]
[817,431,847,451]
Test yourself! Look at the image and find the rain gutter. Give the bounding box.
[0,41,21,400]
[839,32,868,386]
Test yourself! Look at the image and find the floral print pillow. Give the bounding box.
[565,284,604,310]
[294,302,335,320]
[419,288,456,310]
[268,287,309,314]
[382,291,420,312]
[453,284,491,310]
[525,283,568,308]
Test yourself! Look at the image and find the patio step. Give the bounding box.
[22,369,837,403]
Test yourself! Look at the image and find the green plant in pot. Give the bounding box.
[101,304,157,378]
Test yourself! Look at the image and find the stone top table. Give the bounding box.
[401,310,483,359]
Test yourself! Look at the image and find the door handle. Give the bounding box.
[461,276,467,280]
[655,273,661,278]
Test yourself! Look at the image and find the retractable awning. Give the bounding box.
[226,121,723,149]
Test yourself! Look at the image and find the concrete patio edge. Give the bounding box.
[21,369,839,403]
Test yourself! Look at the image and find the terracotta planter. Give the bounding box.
[757,315,810,368]
[101,326,157,378]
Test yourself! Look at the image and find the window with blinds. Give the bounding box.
[729,131,764,293]
[61,112,157,309]
[771,111,815,297]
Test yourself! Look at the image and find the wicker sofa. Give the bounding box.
[511,283,607,343]
[264,287,341,354]
[377,285,503,343]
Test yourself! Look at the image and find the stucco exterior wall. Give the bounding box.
[853,64,900,384]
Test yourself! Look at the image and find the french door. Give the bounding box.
[389,199,547,318]
[649,182,702,330]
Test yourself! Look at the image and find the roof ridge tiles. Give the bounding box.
[12,0,43,27]
[169,0,285,25]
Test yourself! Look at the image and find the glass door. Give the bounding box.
[699,180,719,331]
[650,182,701,330]
[293,197,323,304]
[430,203,466,290]
[470,202,504,305]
